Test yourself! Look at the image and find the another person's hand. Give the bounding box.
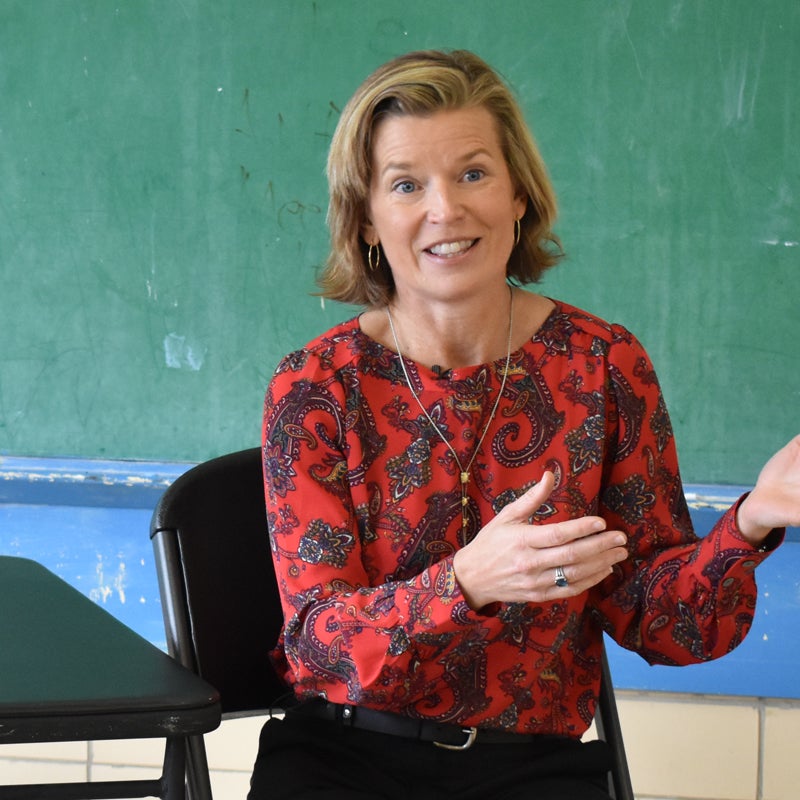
[452,472,628,610]
[736,434,800,545]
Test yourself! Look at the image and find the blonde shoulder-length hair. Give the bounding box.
[318,49,563,308]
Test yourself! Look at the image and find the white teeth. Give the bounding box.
[428,239,475,256]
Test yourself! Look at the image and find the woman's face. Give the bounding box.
[363,106,527,307]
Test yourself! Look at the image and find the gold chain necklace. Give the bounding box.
[385,289,514,535]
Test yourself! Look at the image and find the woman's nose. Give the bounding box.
[426,182,463,222]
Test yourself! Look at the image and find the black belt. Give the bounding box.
[286,699,569,752]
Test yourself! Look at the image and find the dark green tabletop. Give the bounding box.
[0,556,220,743]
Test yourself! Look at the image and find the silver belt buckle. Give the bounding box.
[433,726,478,751]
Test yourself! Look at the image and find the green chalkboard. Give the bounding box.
[1,0,797,484]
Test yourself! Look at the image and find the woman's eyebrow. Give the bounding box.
[456,148,494,163]
[378,161,413,178]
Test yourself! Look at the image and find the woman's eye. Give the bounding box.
[393,180,416,194]
[464,169,484,182]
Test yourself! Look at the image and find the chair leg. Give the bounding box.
[185,734,214,800]
[161,737,187,800]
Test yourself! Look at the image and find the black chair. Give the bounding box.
[150,448,634,800]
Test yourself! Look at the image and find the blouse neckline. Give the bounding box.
[353,299,563,383]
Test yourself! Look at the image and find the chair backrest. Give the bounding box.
[150,447,286,716]
[597,646,634,799]
[150,447,633,799]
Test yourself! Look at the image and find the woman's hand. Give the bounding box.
[452,472,629,610]
[736,434,800,546]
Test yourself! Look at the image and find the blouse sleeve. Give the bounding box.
[262,352,486,708]
[590,328,783,665]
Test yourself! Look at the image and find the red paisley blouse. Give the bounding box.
[262,300,775,738]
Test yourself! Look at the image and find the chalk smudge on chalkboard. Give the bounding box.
[278,200,322,229]
[163,333,206,371]
[761,239,799,248]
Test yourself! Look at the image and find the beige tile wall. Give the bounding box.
[612,693,800,800]
[1,695,798,799]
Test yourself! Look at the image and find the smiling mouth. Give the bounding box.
[426,239,477,257]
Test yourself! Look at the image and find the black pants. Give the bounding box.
[248,714,613,800]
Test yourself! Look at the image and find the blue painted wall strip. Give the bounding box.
[0,455,192,508]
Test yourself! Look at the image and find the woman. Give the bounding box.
[252,50,799,799]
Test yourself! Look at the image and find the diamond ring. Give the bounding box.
[554,566,569,588]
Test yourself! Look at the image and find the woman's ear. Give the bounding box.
[514,193,528,222]
[361,220,377,247]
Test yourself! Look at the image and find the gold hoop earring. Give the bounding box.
[513,219,521,247]
[368,243,381,272]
